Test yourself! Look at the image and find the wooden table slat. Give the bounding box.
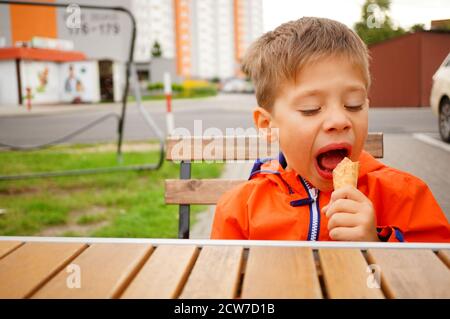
[32,243,152,299]
[367,249,450,298]
[179,246,243,299]
[0,241,23,259]
[438,250,450,268]
[121,245,199,299]
[241,247,322,299]
[0,242,87,298]
[319,249,384,299]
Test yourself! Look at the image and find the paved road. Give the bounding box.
[0,94,443,143]
[0,95,255,146]
[1,94,449,217]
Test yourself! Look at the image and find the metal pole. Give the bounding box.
[2,236,450,251]
[178,161,191,239]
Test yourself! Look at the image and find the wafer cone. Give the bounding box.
[332,157,359,190]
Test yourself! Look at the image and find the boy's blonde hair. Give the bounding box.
[242,17,370,110]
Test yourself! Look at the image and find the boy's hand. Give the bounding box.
[322,186,379,242]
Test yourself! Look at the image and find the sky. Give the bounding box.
[262,0,450,32]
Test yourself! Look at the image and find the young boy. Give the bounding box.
[210,17,450,242]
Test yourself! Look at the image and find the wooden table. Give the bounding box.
[1,237,449,299]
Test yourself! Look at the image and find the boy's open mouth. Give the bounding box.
[314,143,352,179]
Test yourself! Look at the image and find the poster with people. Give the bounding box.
[60,61,100,103]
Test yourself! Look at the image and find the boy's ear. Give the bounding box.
[253,106,272,129]
[253,106,278,143]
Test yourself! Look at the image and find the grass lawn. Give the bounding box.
[0,142,223,238]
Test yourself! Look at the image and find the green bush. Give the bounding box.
[147,82,164,91]
[171,83,184,93]
[147,82,185,93]
[145,81,217,98]
[182,86,217,98]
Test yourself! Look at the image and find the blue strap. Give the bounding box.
[394,227,405,242]
[248,157,273,179]
[249,152,286,179]
[278,152,287,169]
[248,152,294,194]
[290,198,314,207]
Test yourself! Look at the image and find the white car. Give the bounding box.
[430,53,450,143]
[221,78,254,93]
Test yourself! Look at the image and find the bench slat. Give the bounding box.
[32,243,152,299]
[166,133,383,161]
[367,249,450,298]
[0,242,87,298]
[438,250,450,268]
[363,132,383,158]
[165,179,244,204]
[179,246,243,299]
[319,249,384,299]
[0,241,23,259]
[241,247,322,298]
[121,245,198,299]
[166,136,272,161]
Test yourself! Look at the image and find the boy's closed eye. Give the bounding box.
[298,106,321,116]
[344,104,364,111]
[297,103,364,116]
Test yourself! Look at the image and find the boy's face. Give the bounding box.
[254,55,369,192]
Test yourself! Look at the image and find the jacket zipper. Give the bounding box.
[302,178,321,241]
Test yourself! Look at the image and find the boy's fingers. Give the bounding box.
[329,226,365,241]
[325,198,359,219]
[330,185,366,203]
[327,212,360,230]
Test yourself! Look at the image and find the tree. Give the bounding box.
[410,23,425,33]
[151,41,162,58]
[354,0,406,46]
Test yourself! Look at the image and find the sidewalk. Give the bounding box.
[0,102,122,118]
[0,94,255,118]
[190,161,254,239]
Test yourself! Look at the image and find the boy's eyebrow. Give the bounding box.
[291,85,367,102]
[344,85,367,93]
[290,89,323,103]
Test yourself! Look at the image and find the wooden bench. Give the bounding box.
[165,133,384,239]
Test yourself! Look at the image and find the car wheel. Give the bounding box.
[439,98,450,143]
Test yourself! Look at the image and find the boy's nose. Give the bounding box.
[323,108,352,132]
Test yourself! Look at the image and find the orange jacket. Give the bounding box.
[211,151,450,242]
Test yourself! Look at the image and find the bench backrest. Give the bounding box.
[165,133,383,238]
